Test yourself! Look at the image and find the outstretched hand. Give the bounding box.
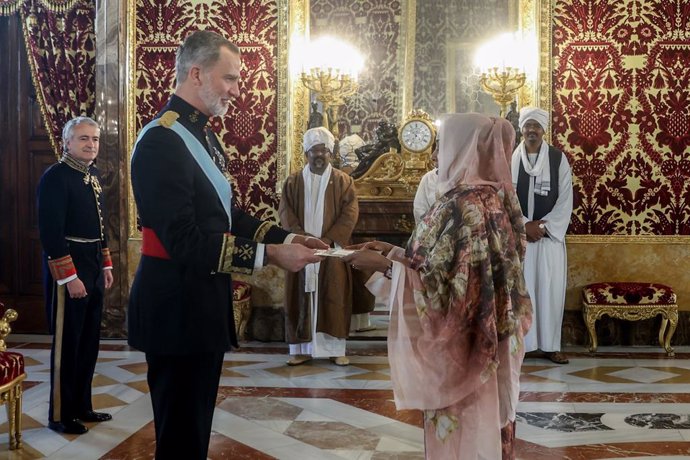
[342,249,391,273]
[345,240,395,256]
[292,234,329,250]
[267,243,323,272]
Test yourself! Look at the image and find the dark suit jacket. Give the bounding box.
[38,157,110,328]
[129,95,288,354]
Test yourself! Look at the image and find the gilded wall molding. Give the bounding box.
[517,0,537,108]
[398,0,416,117]
[567,235,690,245]
[125,2,137,239]
[285,0,309,175]
[277,1,288,181]
[537,0,552,118]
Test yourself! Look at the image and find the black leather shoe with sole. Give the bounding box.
[78,411,113,422]
[48,419,89,435]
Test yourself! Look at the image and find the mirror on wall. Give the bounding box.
[306,0,519,140]
[408,1,518,119]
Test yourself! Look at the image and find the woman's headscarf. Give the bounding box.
[407,111,528,330]
[436,113,516,195]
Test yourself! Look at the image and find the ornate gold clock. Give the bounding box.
[352,109,436,200]
[398,109,436,154]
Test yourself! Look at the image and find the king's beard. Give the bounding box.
[199,80,229,118]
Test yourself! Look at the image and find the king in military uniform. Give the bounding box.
[129,30,325,459]
[38,116,114,435]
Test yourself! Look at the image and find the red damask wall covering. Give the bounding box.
[135,0,279,219]
[553,0,690,235]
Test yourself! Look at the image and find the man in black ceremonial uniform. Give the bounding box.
[38,116,114,435]
[129,30,326,460]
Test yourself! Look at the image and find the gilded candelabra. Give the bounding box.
[301,68,359,139]
[479,66,526,116]
[298,36,363,140]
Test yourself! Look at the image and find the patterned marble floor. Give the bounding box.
[2,335,690,459]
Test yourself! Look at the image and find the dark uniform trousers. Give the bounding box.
[47,241,105,423]
[146,351,225,459]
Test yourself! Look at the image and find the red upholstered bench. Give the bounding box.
[232,281,252,342]
[0,306,26,449]
[582,282,678,357]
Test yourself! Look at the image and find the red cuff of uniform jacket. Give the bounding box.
[102,248,113,268]
[47,255,77,281]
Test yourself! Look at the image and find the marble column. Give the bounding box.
[94,0,128,338]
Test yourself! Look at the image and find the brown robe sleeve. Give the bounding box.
[278,173,307,235]
[322,171,358,247]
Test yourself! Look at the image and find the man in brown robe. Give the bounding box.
[279,127,359,366]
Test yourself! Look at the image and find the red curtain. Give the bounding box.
[19,0,95,159]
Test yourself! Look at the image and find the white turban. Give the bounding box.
[518,107,549,131]
[303,127,335,153]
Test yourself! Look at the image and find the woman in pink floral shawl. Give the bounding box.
[344,113,532,459]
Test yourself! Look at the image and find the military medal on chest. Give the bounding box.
[85,173,102,194]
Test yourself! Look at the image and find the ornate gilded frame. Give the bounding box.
[124,0,308,239]
[398,0,416,118]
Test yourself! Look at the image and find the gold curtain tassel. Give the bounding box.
[0,0,23,17]
[38,0,78,14]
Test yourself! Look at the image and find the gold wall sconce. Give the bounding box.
[299,36,364,139]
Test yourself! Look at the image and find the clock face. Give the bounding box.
[400,120,433,152]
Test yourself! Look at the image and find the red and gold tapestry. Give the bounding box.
[19,0,95,159]
[135,0,279,219]
[553,0,690,235]
[310,0,402,142]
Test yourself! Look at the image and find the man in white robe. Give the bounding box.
[280,127,359,366]
[511,107,573,364]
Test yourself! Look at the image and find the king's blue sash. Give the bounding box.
[132,117,233,230]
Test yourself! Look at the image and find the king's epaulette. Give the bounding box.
[159,110,180,128]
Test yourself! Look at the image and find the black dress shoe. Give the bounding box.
[78,410,112,422]
[48,419,89,435]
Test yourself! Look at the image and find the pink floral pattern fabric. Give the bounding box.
[386,184,532,459]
